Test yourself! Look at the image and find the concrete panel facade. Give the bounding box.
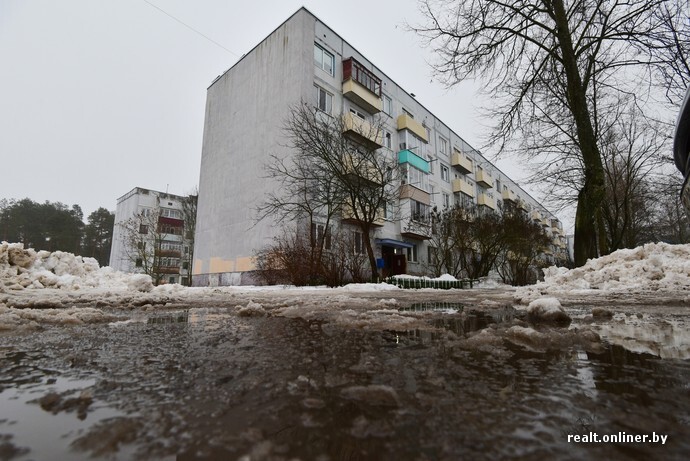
[193,7,567,285]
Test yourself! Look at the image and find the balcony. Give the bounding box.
[155,249,182,258]
[475,170,494,188]
[451,150,473,174]
[398,149,430,173]
[342,57,382,114]
[342,204,384,227]
[158,266,180,274]
[517,200,529,212]
[401,214,432,240]
[344,153,382,186]
[343,112,383,149]
[452,178,475,197]
[397,114,428,143]
[477,192,497,210]
[399,184,431,206]
[531,211,542,222]
[501,189,517,203]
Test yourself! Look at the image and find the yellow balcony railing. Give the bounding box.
[343,113,383,149]
[477,192,497,210]
[452,178,475,197]
[397,114,428,142]
[343,79,382,114]
[501,189,517,203]
[451,151,473,174]
[475,170,494,188]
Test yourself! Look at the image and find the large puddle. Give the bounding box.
[1,303,689,460]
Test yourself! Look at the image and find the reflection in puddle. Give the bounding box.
[401,302,464,312]
[592,316,690,359]
[146,312,189,324]
[1,305,689,460]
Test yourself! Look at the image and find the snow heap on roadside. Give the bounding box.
[517,242,690,300]
[0,242,153,292]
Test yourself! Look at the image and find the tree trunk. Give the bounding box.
[550,0,606,266]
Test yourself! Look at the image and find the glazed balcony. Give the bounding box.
[475,170,494,188]
[397,114,428,142]
[451,150,473,174]
[343,112,383,149]
[477,192,497,210]
[401,214,432,240]
[452,178,475,197]
[342,57,382,114]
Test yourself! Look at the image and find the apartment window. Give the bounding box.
[354,231,365,254]
[169,277,176,284]
[314,43,334,76]
[139,207,152,217]
[311,223,331,250]
[161,208,181,219]
[182,262,189,270]
[402,108,414,118]
[406,244,418,263]
[139,224,148,234]
[440,164,450,182]
[400,130,426,155]
[439,137,448,156]
[383,130,392,149]
[443,193,450,208]
[410,200,429,222]
[458,191,474,209]
[383,200,396,219]
[382,94,392,115]
[404,164,429,192]
[314,85,333,113]
[135,258,143,267]
[350,108,366,120]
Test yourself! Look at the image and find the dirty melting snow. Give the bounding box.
[0,242,154,292]
[517,242,690,301]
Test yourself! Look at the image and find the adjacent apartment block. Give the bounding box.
[193,7,567,286]
[110,187,193,285]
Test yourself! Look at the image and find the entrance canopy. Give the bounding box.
[376,238,414,249]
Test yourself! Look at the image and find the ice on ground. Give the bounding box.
[0,242,153,292]
[516,242,690,301]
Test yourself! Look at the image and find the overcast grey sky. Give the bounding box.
[0,0,557,226]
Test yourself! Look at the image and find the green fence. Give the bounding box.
[384,277,478,290]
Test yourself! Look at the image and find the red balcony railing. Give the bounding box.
[343,57,381,97]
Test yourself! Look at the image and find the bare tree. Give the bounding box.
[414,0,690,266]
[118,209,168,285]
[259,103,401,279]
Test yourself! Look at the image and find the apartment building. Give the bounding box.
[110,187,192,285]
[193,7,567,286]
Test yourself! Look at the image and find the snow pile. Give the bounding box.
[0,305,118,330]
[526,297,571,324]
[0,242,153,292]
[517,242,690,300]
